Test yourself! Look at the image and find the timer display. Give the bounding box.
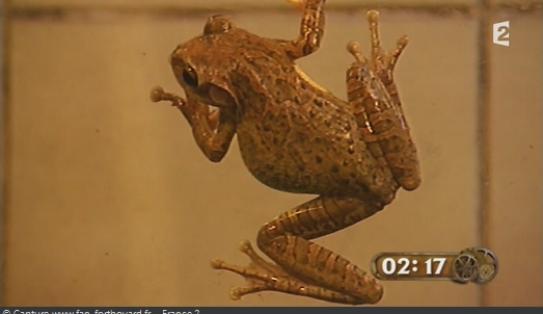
[372,253,456,280]
[371,247,498,283]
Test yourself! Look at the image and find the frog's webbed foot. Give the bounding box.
[211,240,289,300]
[347,10,408,86]
[212,240,369,304]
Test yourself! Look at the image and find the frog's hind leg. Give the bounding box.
[212,196,384,305]
[284,0,326,59]
[345,10,421,191]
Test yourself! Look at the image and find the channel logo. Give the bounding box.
[493,21,510,47]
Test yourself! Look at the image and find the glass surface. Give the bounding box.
[2,0,542,306]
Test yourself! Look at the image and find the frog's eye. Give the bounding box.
[182,66,198,87]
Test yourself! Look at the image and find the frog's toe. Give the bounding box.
[230,284,268,300]
[150,86,165,102]
[347,41,368,64]
[397,35,409,49]
[238,240,252,253]
[210,259,225,269]
[387,35,409,70]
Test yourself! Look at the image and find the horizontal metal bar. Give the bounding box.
[6,1,543,21]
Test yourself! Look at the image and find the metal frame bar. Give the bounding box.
[0,0,9,306]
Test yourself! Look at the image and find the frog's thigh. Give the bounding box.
[346,63,420,191]
[212,195,384,304]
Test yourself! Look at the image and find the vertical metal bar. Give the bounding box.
[0,0,7,304]
[477,0,492,307]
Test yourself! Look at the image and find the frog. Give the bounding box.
[150,0,420,305]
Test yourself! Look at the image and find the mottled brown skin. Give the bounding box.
[151,0,420,305]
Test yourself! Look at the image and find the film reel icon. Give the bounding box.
[453,253,479,283]
[472,247,498,283]
[453,247,498,284]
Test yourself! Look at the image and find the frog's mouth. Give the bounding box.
[206,84,237,109]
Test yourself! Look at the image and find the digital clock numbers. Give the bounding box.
[372,253,455,280]
[371,247,498,284]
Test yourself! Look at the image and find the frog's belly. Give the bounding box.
[236,122,375,196]
[237,139,328,194]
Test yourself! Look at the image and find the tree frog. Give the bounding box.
[151,0,420,305]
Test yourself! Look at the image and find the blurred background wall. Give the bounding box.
[1,0,542,306]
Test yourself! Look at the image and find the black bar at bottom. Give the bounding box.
[2,307,543,314]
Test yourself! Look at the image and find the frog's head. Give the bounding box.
[169,15,239,109]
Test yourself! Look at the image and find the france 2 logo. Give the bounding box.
[493,21,510,47]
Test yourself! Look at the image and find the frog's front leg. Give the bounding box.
[151,87,236,162]
[212,196,384,305]
[284,0,326,59]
